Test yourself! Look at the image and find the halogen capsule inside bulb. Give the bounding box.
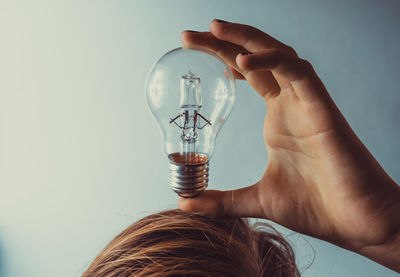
[146,48,235,197]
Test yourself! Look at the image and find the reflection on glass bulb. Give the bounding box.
[146,48,235,197]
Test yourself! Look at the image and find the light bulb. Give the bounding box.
[145,47,235,197]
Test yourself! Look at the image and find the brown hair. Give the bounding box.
[83,209,300,277]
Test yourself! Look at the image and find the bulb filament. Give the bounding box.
[169,71,212,162]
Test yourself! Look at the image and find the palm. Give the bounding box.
[261,85,341,239]
[259,81,390,247]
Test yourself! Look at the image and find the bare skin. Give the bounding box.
[178,20,400,272]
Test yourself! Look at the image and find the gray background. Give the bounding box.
[0,0,399,276]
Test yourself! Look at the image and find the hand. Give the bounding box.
[178,20,400,270]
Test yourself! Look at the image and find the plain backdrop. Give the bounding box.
[0,0,399,276]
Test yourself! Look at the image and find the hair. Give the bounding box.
[83,209,300,277]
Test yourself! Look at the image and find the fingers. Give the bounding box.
[181,32,245,80]
[210,20,297,56]
[210,20,329,102]
[237,50,312,81]
[181,20,308,102]
[236,49,327,102]
[181,31,247,75]
[178,185,265,219]
[181,31,280,98]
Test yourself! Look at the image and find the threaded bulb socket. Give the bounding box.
[168,152,209,198]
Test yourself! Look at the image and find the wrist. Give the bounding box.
[355,227,400,272]
[347,183,400,272]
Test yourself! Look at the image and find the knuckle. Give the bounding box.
[283,45,298,57]
[296,58,315,77]
[298,58,313,70]
[211,22,228,38]
[272,48,285,57]
[244,24,262,34]
[269,49,286,64]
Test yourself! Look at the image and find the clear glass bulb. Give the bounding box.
[145,47,235,197]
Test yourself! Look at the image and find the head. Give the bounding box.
[83,209,300,277]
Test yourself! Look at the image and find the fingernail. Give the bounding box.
[215,19,229,23]
[186,30,199,33]
[240,52,252,55]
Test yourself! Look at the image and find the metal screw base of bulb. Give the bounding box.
[168,153,209,198]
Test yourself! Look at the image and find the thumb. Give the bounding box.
[178,184,264,219]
